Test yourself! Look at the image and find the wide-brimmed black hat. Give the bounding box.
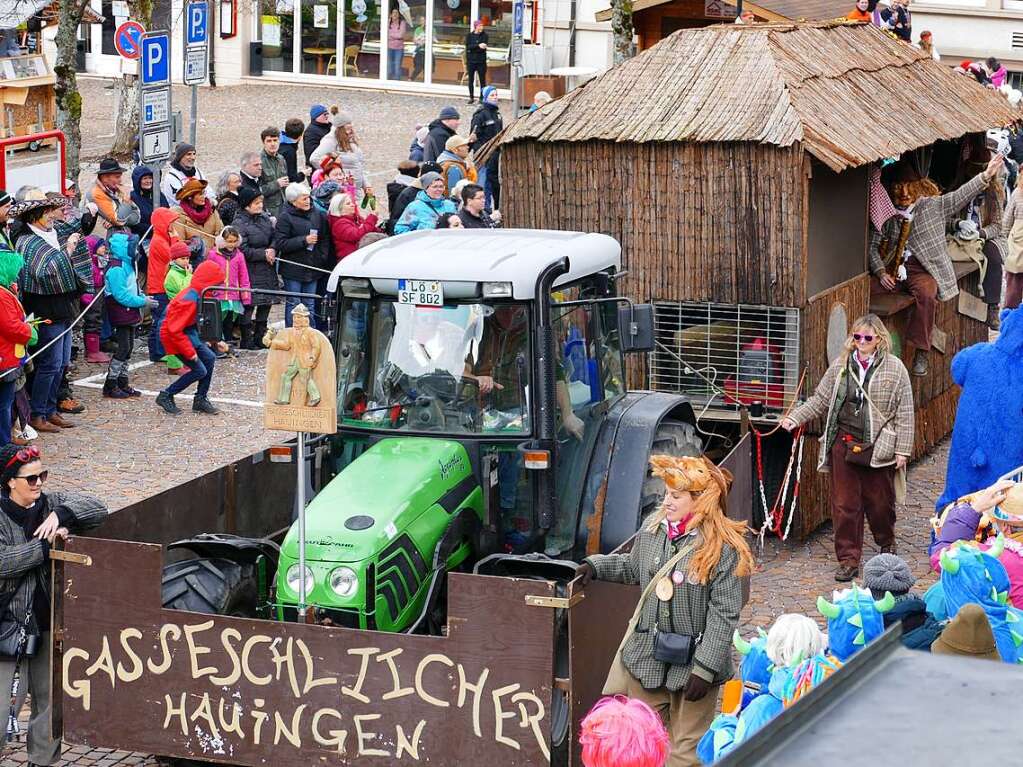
[97,157,127,176]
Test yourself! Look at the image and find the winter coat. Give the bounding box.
[258,149,290,216]
[309,135,369,190]
[16,227,85,322]
[206,248,252,304]
[130,165,158,239]
[881,596,944,651]
[81,236,105,305]
[234,208,279,306]
[147,208,182,296]
[392,183,420,227]
[470,102,503,170]
[170,201,224,253]
[0,491,107,647]
[394,190,456,234]
[437,150,477,192]
[788,350,914,471]
[0,285,31,373]
[160,163,214,205]
[86,180,132,231]
[584,527,743,691]
[279,134,304,183]
[273,203,329,283]
[423,119,457,164]
[409,137,425,163]
[104,234,149,326]
[465,31,488,64]
[458,208,498,229]
[303,120,331,168]
[163,261,191,300]
[329,212,379,261]
[160,260,225,359]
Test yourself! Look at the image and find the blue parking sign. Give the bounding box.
[141,31,170,85]
[186,1,209,46]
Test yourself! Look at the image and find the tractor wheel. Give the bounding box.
[161,557,259,618]
[640,419,703,521]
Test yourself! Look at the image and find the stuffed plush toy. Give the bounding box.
[816,586,895,661]
[937,307,1023,513]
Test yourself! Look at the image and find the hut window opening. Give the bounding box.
[649,301,800,417]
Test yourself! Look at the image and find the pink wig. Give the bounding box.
[579,696,670,767]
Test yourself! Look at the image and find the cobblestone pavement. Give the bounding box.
[1,80,957,765]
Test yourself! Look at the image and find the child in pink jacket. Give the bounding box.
[207,226,252,350]
[82,236,111,363]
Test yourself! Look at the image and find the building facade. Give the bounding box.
[913,0,1023,82]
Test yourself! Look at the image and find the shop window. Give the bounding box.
[476,0,510,88]
[301,0,338,74]
[261,0,296,72]
[385,2,423,82]
[403,0,427,82]
[431,0,469,85]
[343,0,379,79]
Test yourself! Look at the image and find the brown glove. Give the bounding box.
[575,561,596,586]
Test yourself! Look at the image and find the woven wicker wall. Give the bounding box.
[502,140,808,308]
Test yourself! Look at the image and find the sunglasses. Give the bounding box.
[15,470,47,486]
[4,445,39,469]
[852,334,875,342]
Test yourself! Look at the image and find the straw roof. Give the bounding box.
[502,21,1020,172]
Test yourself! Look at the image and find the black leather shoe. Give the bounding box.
[192,397,221,415]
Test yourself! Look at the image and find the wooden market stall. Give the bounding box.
[495,20,1019,538]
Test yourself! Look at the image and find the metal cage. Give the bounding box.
[649,301,801,414]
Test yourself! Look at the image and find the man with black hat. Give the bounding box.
[423,106,460,164]
[86,157,138,234]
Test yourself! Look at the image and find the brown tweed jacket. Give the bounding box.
[789,350,914,472]
[585,527,742,692]
[869,173,990,301]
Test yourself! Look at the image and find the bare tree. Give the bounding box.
[53,0,90,186]
[110,0,154,156]
[611,0,635,65]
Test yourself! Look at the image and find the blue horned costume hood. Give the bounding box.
[731,628,771,708]
[937,306,1023,512]
[817,586,895,661]
[938,536,1023,664]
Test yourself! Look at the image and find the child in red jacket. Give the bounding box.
[155,260,225,416]
[0,244,33,443]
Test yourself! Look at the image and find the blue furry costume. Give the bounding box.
[937,307,1023,512]
[817,586,895,661]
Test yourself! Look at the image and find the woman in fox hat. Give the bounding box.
[576,454,753,767]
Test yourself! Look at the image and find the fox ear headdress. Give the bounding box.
[647,454,753,584]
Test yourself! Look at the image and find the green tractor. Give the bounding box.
[161,229,705,636]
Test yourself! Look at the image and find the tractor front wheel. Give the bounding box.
[161,557,259,618]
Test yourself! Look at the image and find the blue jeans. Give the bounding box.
[148,293,168,361]
[478,165,493,211]
[165,334,216,399]
[0,378,15,441]
[283,278,317,327]
[387,47,404,80]
[498,451,522,512]
[30,321,72,419]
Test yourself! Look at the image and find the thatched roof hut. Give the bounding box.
[498,21,1018,536]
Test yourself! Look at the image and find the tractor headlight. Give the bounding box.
[285,564,314,595]
[329,567,359,598]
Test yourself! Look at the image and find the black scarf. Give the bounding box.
[172,160,197,178]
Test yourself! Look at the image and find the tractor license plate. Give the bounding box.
[397,279,443,307]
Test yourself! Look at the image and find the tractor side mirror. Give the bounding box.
[618,303,655,353]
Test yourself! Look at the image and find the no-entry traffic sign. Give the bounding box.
[114,20,145,60]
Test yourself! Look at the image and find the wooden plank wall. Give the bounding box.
[502,140,807,308]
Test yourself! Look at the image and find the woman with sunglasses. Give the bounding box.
[0,443,107,764]
[781,314,914,582]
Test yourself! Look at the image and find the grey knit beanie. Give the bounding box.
[863,553,916,598]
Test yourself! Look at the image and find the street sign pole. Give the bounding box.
[511,0,524,115]
[184,0,209,146]
[140,30,172,190]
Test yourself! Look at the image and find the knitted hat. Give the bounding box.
[313,181,339,205]
[0,443,40,488]
[439,105,460,121]
[445,134,469,152]
[237,186,263,209]
[329,105,353,128]
[931,604,1000,660]
[419,171,442,190]
[173,142,196,163]
[169,241,191,261]
[175,177,208,202]
[415,126,430,145]
[481,85,497,103]
[863,553,916,598]
[310,104,328,120]
[0,190,11,208]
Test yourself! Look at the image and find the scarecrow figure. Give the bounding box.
[265,303,322,407]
